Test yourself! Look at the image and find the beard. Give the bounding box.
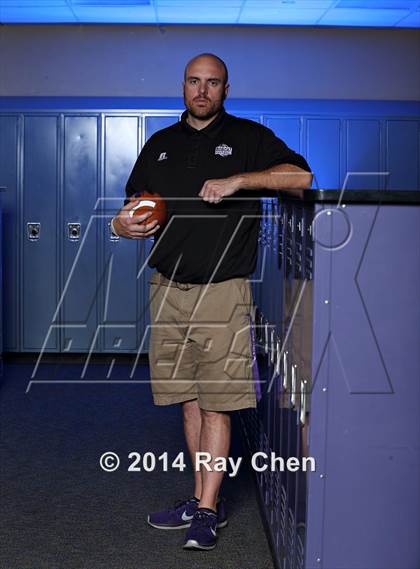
[184,93,225,121]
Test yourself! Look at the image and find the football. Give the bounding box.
[129,191,167,227]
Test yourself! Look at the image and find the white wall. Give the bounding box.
[0,24,419,100]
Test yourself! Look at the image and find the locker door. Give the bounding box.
[0,115,19,351]
[265,116,302,154]
[140,116,179,354]
[103,115,140,352]
[234,113,261,123]
[145,115,179,140]
[346,119,381,190]
[386,120,419,190]
[307,118,341,190]
[22,115,59,351]
[61,115,99,352]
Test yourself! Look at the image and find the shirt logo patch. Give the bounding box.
[157,152,167,161]
[215,144,232,157]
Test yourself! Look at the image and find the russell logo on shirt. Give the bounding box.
[215,144,232,157]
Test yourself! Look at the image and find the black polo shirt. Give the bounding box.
[125,107,311,284]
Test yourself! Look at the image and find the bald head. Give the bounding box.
[183,53,230,124]
[184,53,229,86]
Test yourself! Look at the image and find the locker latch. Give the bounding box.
[27,222,41,241]
[68,223,81,241]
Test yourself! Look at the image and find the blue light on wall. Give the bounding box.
[0,0,419,26]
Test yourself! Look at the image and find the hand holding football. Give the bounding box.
[129,191,167,227]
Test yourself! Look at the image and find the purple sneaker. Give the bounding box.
[147,497,199,530]
[147,496,228,530]
[183,508,218,550]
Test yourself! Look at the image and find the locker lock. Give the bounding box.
[68,223,81,241]
[27,222,40,241]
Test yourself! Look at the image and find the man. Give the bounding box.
[111,53,312,551]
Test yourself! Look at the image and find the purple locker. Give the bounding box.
[306,190,420,569]
[243,189,420,569]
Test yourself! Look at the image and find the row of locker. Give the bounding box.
[245,199,314,569]
[243,191,420,569]
[0,107,419,352]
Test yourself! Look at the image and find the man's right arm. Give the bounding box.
[111,142,160,239]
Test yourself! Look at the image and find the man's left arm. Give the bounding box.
[199,163,312,203]
[199,125,313,203]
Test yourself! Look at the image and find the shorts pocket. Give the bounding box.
[233,278,252,310]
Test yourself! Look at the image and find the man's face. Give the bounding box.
[183,57,229,121]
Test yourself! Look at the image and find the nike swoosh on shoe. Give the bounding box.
[181,512,194,521]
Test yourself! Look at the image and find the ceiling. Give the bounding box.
[0,0,419,27]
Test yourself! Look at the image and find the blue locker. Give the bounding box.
[233,113,261,123]
[61,115,99,352]
[265,116,302,154]
[386,119,419,190]
[138,116,181,357]
[0,188,3,356]
[346,119,382,190]
[22,115,59,351]
[306,118,341,190]
[0,115,19,351]
[145,115,179,139]
[103,115,140,353]
[0,99,419,354]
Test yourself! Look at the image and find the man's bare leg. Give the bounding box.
[183,402,231,510]
[182,399,203,499]
[198,409,231,511]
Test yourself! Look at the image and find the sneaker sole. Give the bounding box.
[147,516,192,530]
[147,516,228,530]
[183,539,216,551]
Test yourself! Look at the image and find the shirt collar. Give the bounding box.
[180,107,227,139]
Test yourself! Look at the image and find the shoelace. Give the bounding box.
[192,511,216,529]
[173,498,196,511]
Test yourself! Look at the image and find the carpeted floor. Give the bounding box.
[0,357,275,569]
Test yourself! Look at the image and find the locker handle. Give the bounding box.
[264,321,269,354]
[282,351,288,389]
[275,339,281,377]
[27,222,40,241]
[68,223,81,241]
[291,364,297,406]
[300,380,307,425]
[270,330,275,364]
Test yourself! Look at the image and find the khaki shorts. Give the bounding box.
[148,271,257,412]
